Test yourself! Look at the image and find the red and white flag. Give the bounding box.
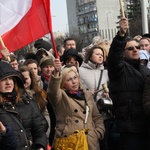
[0,0,57,57]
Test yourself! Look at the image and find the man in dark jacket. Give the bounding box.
[107,17,150,150]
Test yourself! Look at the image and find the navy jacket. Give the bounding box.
[0,125,17,150]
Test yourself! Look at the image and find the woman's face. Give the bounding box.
[27,63,38,77]
[90,48,103,64]
[42,65,55,77]
[21,71,31,89]
[63,71,80,91]
[0,77,14,93]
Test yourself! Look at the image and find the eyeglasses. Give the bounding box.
[125,46,140,51]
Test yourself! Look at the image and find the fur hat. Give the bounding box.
[39,56,54,70]
[34,39,52,51]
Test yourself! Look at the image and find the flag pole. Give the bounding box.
[0,36,6,49]
[46,0,58,58]
[0,36,11,62]
[119,0,125,17]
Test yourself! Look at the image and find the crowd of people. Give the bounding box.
[0,17,150,150]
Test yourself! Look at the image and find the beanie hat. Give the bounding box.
[142,33,150,38]
[39,56,54,70]
[0,61,24,87]
[34,39,52,51]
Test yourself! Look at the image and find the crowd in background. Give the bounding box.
[0,17,150,150]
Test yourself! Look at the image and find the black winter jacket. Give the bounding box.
[107,34,150,133]
[0,94,48,150]
[0,125,17,150]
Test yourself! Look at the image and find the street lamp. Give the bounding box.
[106,12,111,39]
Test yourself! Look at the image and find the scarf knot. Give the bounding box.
[65,90,85,100]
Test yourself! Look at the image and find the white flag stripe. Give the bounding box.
[0,0,32,35]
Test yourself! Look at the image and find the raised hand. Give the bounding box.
[1,47,10,61]
[119,17,129,37]
[0,122,6,134]
[53,58,62,76]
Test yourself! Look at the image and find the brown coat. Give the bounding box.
[47,75,105,150]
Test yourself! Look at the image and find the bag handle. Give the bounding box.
[84,70,104,126]
[93,70,103,101]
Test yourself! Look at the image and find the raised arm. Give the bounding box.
[107,18,129,79]
[47,58,63,107]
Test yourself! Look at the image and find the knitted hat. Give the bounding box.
[39,56,54,70]
[34,39,52,51]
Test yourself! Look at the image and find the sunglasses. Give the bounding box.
[125,46,140,51]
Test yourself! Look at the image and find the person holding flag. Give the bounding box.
[107,17,150,150]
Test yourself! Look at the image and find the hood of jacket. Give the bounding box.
[0,61,24,87]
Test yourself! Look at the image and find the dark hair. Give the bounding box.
[35,48,48,63]
[25,53,36,60]
[125,37,139,43]
[24,59,38,66]
[64,55,77,64]
[84,45,104,63]
[64,38,75,47]
[10,54,18,62]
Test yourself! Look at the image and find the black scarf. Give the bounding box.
[124,58,140,69]
[0,90,17,103]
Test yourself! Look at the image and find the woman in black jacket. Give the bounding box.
[0,61,48,150]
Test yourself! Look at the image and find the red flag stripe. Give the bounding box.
[1,0,58,58]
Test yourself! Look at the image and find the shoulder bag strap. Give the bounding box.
[93,70,103,101]
[8,113,30,140]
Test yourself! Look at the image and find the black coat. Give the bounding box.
[107,34,150,133]
[0,95,48,150]
[0,125,17,150]
[143,76,150,115]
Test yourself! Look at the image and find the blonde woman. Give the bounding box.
[47,58,105,150]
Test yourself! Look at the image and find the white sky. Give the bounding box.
[51,0,68,33]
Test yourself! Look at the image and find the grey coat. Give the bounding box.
[79,61,109,102]
[47,75,105,150]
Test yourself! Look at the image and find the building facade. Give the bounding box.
[66,0,121,41]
